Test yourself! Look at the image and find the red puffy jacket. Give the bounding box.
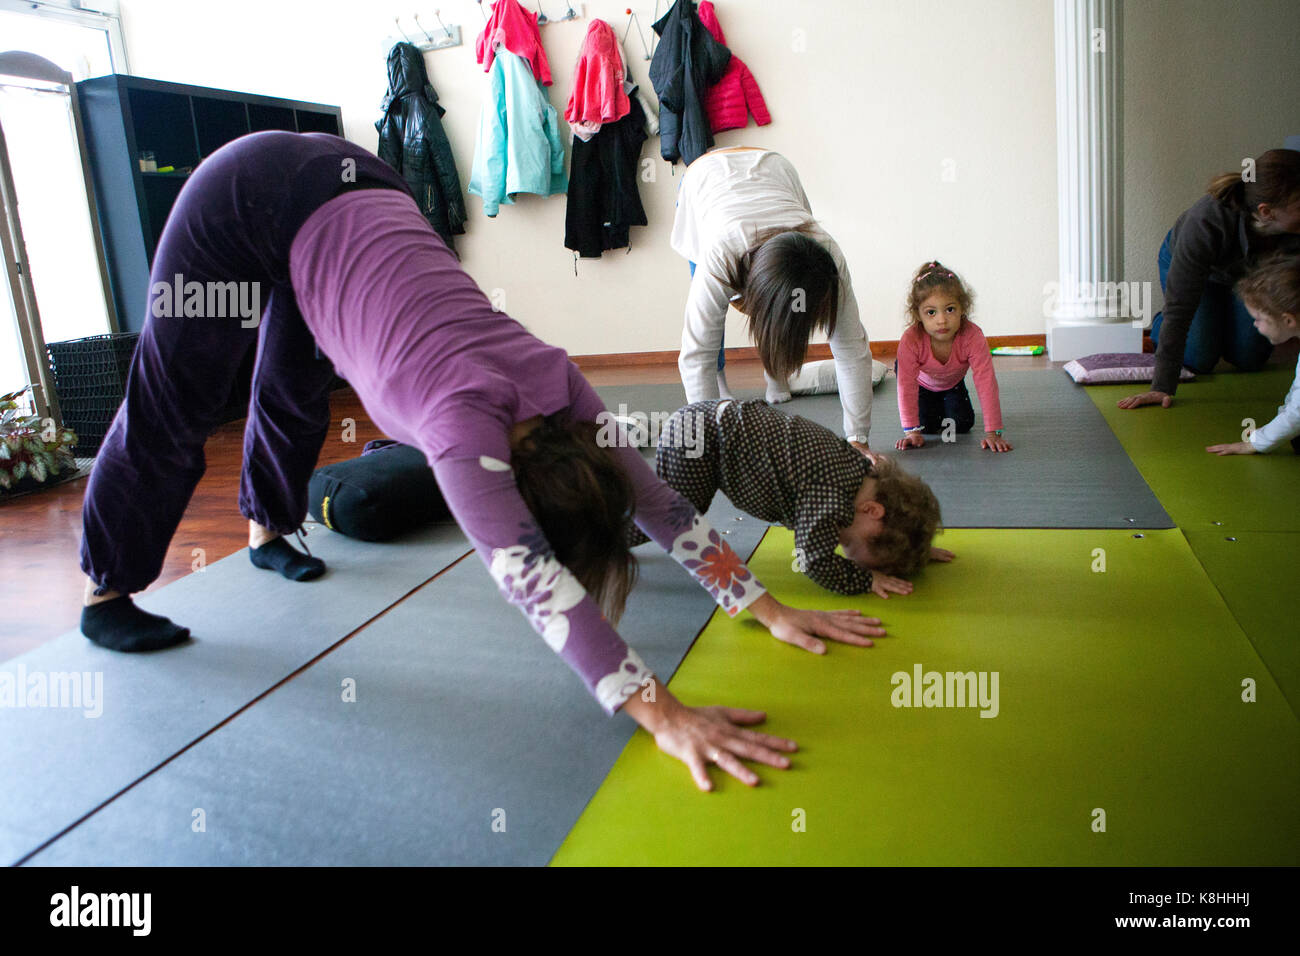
[698,1,771,133]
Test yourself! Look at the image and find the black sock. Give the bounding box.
[249,536,325,581]
[81,596,190,652]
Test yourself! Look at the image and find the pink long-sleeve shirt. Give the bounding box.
[896,321,1003,433]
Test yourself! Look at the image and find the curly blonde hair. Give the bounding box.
[1236,252,1300,318]
[865,455,942,577]
[905,260,975,331]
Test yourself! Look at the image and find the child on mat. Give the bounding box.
[629,399,950,597]
[1207,253,1300,456]
[893,261,1012,453]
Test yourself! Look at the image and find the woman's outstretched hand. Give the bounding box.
[1206,440,1257,456]
[746,592,884,653]
[1117,390,1172,409]
[981,432,1013,452]
[929,546,956,562]
[622,689,797,791]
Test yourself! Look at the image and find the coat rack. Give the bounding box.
[476,0,584,27]
[382,10,463,56]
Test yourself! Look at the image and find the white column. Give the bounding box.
[1047,0,1142,360]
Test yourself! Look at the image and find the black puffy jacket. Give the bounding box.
[376,43,467,251]
[649,0,731,166]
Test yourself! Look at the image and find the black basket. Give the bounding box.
[45,332,140,456]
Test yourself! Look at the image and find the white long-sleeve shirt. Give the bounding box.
[670,149,873,442]
[1249,352,1300,453]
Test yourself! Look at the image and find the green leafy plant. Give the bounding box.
[0,385,78,493]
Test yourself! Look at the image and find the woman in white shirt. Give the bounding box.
[671,147,874,449]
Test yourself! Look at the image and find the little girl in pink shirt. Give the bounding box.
[894,261,1013,453]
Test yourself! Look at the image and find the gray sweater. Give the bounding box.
[1156,193,1300,395]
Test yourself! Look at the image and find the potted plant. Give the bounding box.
[0,386,79,495]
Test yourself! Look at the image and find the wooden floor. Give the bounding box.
[4,343,1292,662]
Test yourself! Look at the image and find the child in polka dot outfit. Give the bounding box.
[631,399,949,596]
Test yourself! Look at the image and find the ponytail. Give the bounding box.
[1207,148,1300,214]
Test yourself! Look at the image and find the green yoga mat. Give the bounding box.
[1085,368,1299,532]
[1185,531,1300,721]
[553,528,1300,866]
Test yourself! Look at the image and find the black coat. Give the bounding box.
[376,43,467,251]
[565,91,649,258]
[649,0,731,166]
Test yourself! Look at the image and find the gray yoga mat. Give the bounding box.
[24,498,768,866]
[0,522,471,866]
[598,371,1173,529]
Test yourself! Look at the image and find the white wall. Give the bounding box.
[115,0,1059,355]
[1122,0,1300,311]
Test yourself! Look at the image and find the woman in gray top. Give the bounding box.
[1120,148,1300,410]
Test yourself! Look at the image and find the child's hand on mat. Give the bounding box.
[895,432,925,450]
[746,593,884,653]
[1206,440,1257,456]
[1117,390,1172,410]
[870,572,912,599]
[981,432,1013,452]
[929,546,955,562]
[622,692,798,791]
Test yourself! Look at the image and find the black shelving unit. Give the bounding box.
[77,74,344,333]
[75,75,344,423]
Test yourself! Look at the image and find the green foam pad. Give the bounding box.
[553,528,1299,866]
[1185,531,1300,720]
[1085,368,1299,532]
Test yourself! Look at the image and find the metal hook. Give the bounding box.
[624,8,651,60]
[413,13,435,42]
[433,8,454,38]
[536,2,549,25]
[394,16,415,42]
[477,0,488,22]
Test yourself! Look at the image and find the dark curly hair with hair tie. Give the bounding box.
[905,259,974,330]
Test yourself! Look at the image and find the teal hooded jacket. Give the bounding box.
[469,48,568,216]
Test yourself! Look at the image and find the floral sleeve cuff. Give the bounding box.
[593,647,653,716]
[668,513,766,618]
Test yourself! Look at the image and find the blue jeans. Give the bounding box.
[688,260,725,371]
[1150,229,1271,374]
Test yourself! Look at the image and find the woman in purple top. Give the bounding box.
[79,131,881,790]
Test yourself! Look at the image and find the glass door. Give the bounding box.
[0,52,118,420]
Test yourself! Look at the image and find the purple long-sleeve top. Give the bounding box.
[289,189,766,713]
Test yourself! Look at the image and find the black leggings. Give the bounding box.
[917,380,976,435]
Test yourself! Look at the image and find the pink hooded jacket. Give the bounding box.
[698,1,771,133]
[564,19,630,131]
[476,0,553,86]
